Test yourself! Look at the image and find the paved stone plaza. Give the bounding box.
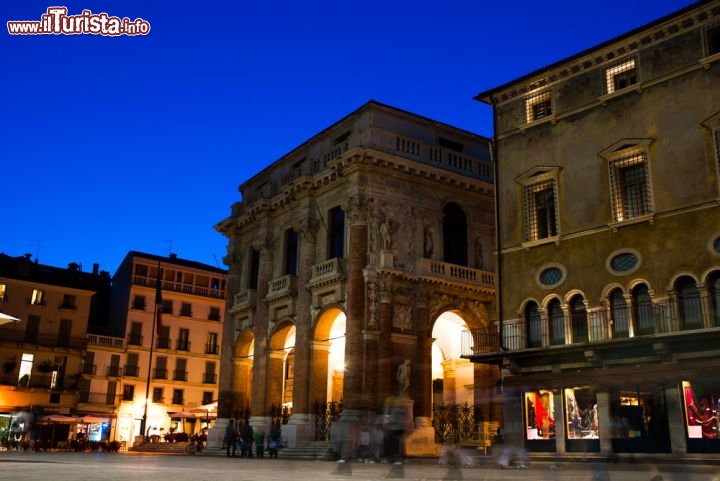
[0,451,717,481]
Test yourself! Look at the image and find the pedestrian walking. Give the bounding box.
[224,419,237,458]
[254,430,265,459]
[267,422,282,459]
[240,419,254,458]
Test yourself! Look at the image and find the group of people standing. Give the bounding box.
[224,419,282,459]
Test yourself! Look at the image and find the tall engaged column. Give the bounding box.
[250,236,274,421]
[343,218,368,410]
[288,216,318,441]
[413,294,432,421]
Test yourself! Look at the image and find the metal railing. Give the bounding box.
[0,331,86,349]
[431,403,484,443]
[462,297,720,356]
[314,401,341,441]
[132,275,225,300]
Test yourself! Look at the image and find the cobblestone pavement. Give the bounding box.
[0,451,717,481]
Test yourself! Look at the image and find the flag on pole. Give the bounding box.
[155,276,163,337]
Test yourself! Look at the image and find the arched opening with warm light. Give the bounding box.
[268,321,296,411]
[233,331,255,415]
[312,306,346,405]
[431,311,473,406]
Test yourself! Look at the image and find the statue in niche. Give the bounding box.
[475,238,484,269]
[380,220,391,251]
[396,359,411,395]
[369,218,379,252]
[424,227,434,258]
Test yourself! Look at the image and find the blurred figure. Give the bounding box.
[496,444,529,468]
[224,419,237,458]
[383,395,411,464]
[590,459,610,481]
[267,422,282,459]
[239,419,254,458]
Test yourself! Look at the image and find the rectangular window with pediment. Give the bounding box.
[523,180,558,241]
[609,153,652,222]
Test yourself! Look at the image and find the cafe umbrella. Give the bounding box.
[0,312,21,326]
[37,414,78,449]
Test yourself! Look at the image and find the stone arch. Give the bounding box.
[311,304,347,405]
[628,277,653,294]
[267,317,296,410]
[233,330,255,413]
[599,282,626,304]
[431,310,472,406]
[668,271,700,291]
[520,297,543,314]
[563,289,589,304]
[700,266,720,285]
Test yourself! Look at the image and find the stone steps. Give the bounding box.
[200,441,333,460]
[129,442,191,454]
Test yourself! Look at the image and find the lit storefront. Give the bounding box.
[683,380,720,453]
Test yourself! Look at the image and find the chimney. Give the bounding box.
[93,263,99,275]
[169,253,178,259]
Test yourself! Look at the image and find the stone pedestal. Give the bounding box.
[405,416,438,457]
[286,413,314,447]
[380,251,393,268]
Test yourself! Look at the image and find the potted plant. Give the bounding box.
[36,360,54,374]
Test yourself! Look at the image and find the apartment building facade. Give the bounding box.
[469,0,720,457]
[0,253,110,446]
[216,101,498,449]
[105,252,226,443]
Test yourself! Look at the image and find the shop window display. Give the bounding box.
[609,387,670,453]
[683,380,720,439]
[565,387,599,439]
[524,390,555,439]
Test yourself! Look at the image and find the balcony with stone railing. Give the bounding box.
[86,334,124,349]
[230,289,257,313]
[308,258,346,289]
[415,258,495,290]
[266,275,298,303]
[238,124,492,209]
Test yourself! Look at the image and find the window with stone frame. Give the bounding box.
[523,179,559,241]
[122,384,135,401]
[605,58,637,94]
[152,387,164,403]
[525,89,553,123]
[172,388,184,405]
[609,152,653,222]
[705,21,720,57]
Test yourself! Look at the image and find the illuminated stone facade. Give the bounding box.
[216,101,498,448]
[472,0,720,457]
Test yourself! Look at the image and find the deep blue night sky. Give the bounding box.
[2,0,696,274]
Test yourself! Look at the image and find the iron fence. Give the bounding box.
[431,402,483,443]
[314,400,342,441]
